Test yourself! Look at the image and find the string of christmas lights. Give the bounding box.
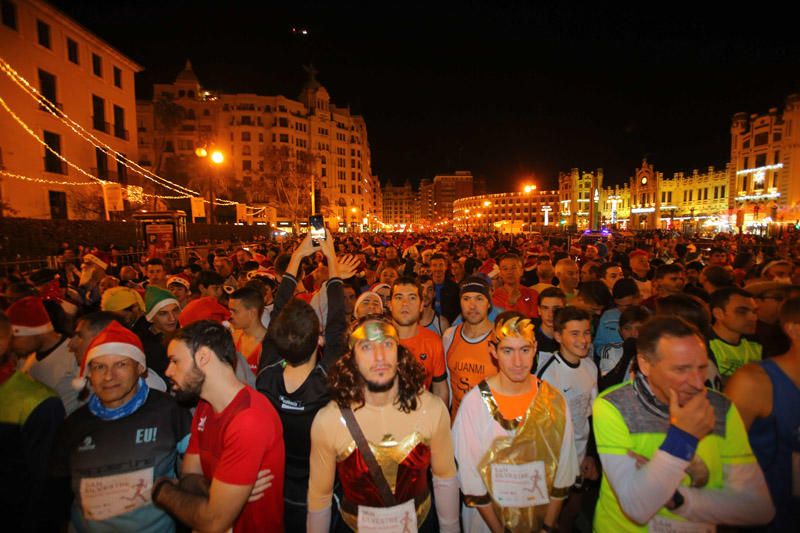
[0,168,101,186]
[0,56,239,205]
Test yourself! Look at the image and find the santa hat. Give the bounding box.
[7,296,54,336]
[83,252,109,270]
[71,321,146,390]
[167,274,192,291]
[145,286,180,322]
[179,296,231,327]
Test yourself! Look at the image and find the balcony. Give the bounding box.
[93,118,109,133]
[39,102,63,113]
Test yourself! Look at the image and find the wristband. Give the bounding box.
[542,523,558,532]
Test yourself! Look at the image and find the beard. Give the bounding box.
[364,374,397,393]
[172,363,205,406]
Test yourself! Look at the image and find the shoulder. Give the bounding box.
[312,400,342,427]
[419,390,449,415]
[596,380,634,411]
[724,362,770,393]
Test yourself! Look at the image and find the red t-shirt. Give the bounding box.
[399,325,447,389]
[492,285,539,318]
[186,385,285,532]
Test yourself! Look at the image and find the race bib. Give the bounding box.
[649,515,714,533]
[357,498,417,533]
[79,467,154,521]
[491,461,549,507]
[793,451,800,498]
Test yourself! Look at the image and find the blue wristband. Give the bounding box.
[660,425,699,461]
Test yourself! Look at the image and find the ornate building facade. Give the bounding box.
[453,189,560,232]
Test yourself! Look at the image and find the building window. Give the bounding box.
[773,132,782,142]
[688,191,692,202]
[1,0,18,30]
[38,69,57,104]
[714,186,718,199]
[49,191,67,220]
[720,186,725,198]
[774,151,780,164]
[755,153,767,167]
[741,176,748,192]
[37,20,51,48]
[743,156,749,169]
[92,53,102,77]
[241,132,251,142]
[773,172,779,188]
[668,191,672,203]
[754,132,769,146]
[96,148,108,179]
[242,160,251,171]
[242,145,251,156]
[113,66,122,88]
[92,95,107,131]
[279,134,288,143]
[67,38,79,64]
[113,105,126,139]
[43,131,65,173]
[117,154,127,185]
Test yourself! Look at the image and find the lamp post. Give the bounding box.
[483,200,491,233]
[524,184,536,232]
[196,147,224,224]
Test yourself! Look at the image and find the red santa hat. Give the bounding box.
[71,321,147,390]
[178,296,231,327]
[6,296,54,336]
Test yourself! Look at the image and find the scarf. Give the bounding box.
[88,378,149,421]
[632,372,670,420]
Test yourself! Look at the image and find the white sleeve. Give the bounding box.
[442,326,457,356]
[451,390,490,500]
[552,403,580,495]
[675,462,775,526]
[432,475,460,533]
[598,451,689,525]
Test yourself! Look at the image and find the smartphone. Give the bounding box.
[309,215,325,246]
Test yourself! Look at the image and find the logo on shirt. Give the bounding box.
[197,416,207,432]
[135,427,158,444]
[419,352,428,361]
[78,436,96,452]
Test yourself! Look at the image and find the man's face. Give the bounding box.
[554,319,592,360]
[151,303,180,334]
[765,264,792,281]
[236,249,251,265]
[556,264,579,291]
[585,246,599,260]
[385,247,398,260]
[87,354,143,409]
[353,335,399,392]
[638,335,708,406]
[601,266,623,290]
[166,339,205,404]
[658,272,686,295]
[581,262,598,282]
[169,284,190,303]
[200,284,224,302]
[755,291,786,324]
[620,321,643,341]
[356,296,384,318]
[379,268,399,286]
[146,265,166,285]
[539,297,565,330]
[630,255,649,275]
[450,261,465,281]
[79,262,99,287]
[715,294,758,335]
[421,280,435,308]
[390,284,423,327]
[491,336,536,383]
[67,319,94,363]
[476,245,489,261]
[430,258,448,283]
[686,269,701,284]
[228,298,256,330]
[536,260,554,280]
[418,264,431,277]
[499,258,522,286]
[709,252,727,266]
[213,257,232,278]
[614,294,640,312]
[343,287,357,315]
[460,292,490,325]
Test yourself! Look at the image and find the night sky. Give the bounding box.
[50,1,800,191]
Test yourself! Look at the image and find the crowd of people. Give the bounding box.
[1,228,798,532]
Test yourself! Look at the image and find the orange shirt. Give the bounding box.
[233,329,263,374]
[492,284,539,318]
[446,324,497,419]
[490,380,538,420]
[400,325,447,389]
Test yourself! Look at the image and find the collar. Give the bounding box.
[632,372,669,420]
[88,378,149,421]
[36,335,67,362]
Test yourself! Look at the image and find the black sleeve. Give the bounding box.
[321,278,347,369]
[259,274,299,371]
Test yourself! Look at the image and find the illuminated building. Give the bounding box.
[453,190,560,233]
[433,170,474,221]
[382,179,415,227]
[417,178,434,225]
[0,0,142,219]
[137,63,381,228]
[558,168,603,229]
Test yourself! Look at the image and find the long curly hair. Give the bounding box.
[328,342,426,413]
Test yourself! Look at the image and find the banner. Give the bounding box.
[190,197,205,220]
[103,183,124,212]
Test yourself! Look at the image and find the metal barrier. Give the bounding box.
[0,257,57,278]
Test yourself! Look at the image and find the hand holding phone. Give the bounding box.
[310,215,325,246]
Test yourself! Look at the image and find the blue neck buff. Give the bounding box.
[89,377,150,421]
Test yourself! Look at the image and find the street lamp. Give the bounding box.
[196,147,224,224]
[523,184,536,232]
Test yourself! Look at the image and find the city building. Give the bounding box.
[137,63,381,230]
[558,168,604,229]
[381,179,416,227]
[730,94,800,229]
[432,170,474,221]
[453,189,560,233]
[0,0,142,219]
[416,178,434,225]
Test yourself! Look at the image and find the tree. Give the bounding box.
[260,146,314,230]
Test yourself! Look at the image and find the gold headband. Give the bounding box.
[494,316,535,343]
[349,320,399,349]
